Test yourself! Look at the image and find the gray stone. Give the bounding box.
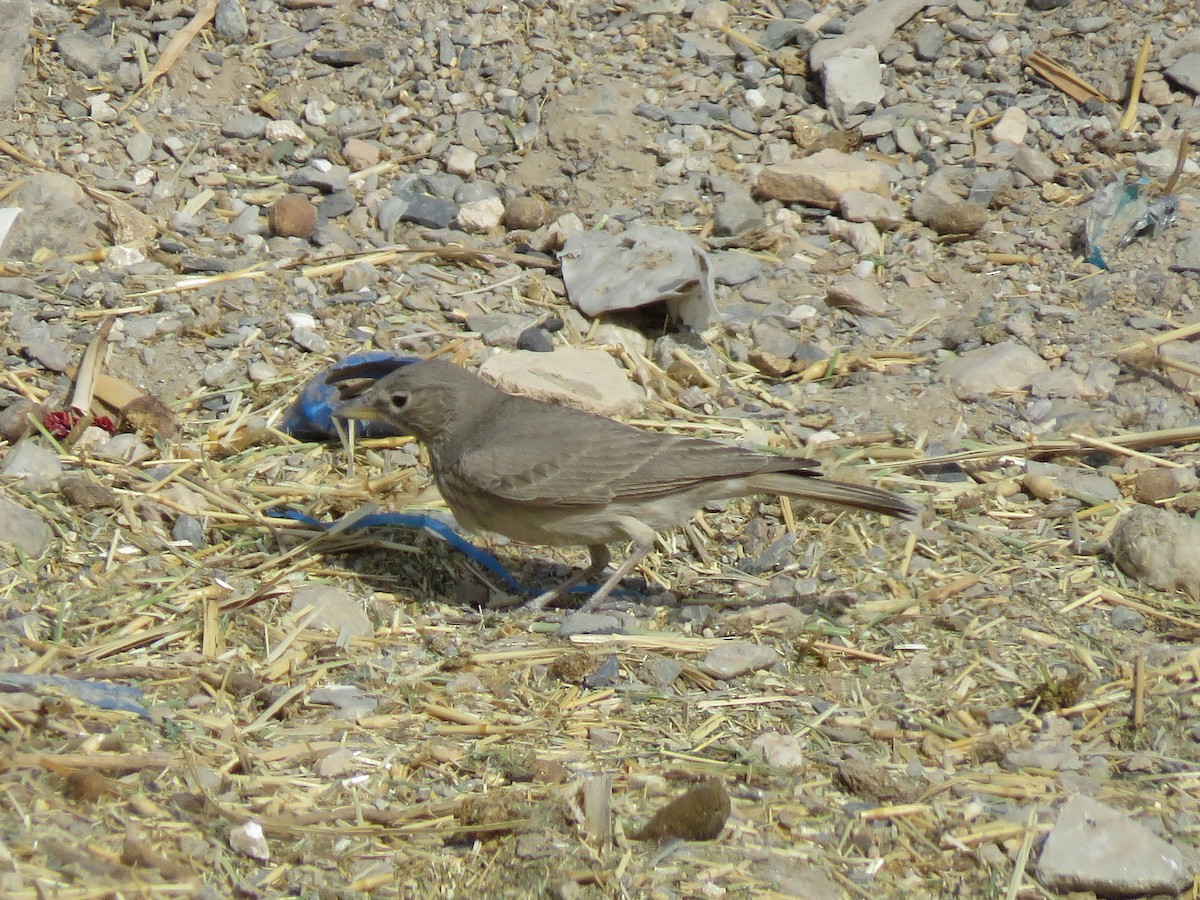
[760,20,805,51]
[377,196,408,232]
[1012,145,1057,184]
[125,132,153,164]
[713,191,762,236]
[214,0,248,43]
[23,340,71,372]
[0,172,102,260]
[913,23,943,60]
[1166,53,1200,94]
[56,29,116,77]
[221,114,270,139]
[0,495,50,557]
[264,25,305,59]
[941,342,1049,398]
[0,439,62,490]
[399,193,456,229]
[290,165,350,193]
[710,250,762,286]
[699,641,779,679]
[821,46,885,120]
[809,0,929,71]
[839,189,903,229]
[557,611,624,637]
[317,191,356,220]
[467,312,535,347]
[1036,795,1193,897]
[172,514,205,549]
[291,585,373,639]
[0,0,31,108]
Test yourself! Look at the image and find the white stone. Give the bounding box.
[991,107,1028,145]
[478,348,645,418]
[444,145,479,177]
[821,47,885,121]
[455,196,504,233]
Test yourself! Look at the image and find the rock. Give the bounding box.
[60,476,118,510]
[839,189,904,229]
[827,217,881,255]
[214,0,248,43]
[1035,795,1193,897]
[0,0,31,109]
[826,275,888,316]
[478,348,646,418]
[342,138,380,170]
[759,861,843,900]
[821,47,885,121]
[0,439,62,490]
[0,400,41,444]
[558,612,624,637]
[504,195,551,231]
[455,196,505,233]
[172,514,205,549]
[809,0,930,71]
[220,113,270,139]
[751,732,805,770]
[1012,145,1058,184]
[23,340,71,372]
[712,190,763,236]
[1133,468,1198,504]
[0,495,51,557]
[125,132,153,164]
[290,165,350,193]
[269,195,317,239]
[912,198,988,236]
[991,106,1028,145]
[755,150,890,208]
[699,641,779,679]
[398,192,457,229]
[291,585,373,639]
[691,1,730,29]
[1109,505,1200,599]
[710,249,762,286]
[941,342,1050,397]
[0,172,102,260]
[444,145,478,177]
[913,24,944,61]
[1166,53,1200,94]
[56,28,116,78]
[467,312,534,347]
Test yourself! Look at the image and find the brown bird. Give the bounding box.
[328,358,917,611]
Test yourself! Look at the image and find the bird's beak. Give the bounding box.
[332,397,383,421]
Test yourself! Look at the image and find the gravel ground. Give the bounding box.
[3,0,1200,897]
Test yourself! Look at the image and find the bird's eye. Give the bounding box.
[389,393,409,410]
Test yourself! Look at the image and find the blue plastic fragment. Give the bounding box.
[0,673,149,718]
[268,507,528,594]
[281,350,421,440]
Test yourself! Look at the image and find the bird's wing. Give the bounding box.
[457,400,817,506]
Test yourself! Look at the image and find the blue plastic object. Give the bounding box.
[268,507,528,594]
[282,350,421,440]
[0,673,149,718]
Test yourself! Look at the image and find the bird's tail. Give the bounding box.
[747,473,918,519]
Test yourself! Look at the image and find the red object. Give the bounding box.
[43,410,116,439]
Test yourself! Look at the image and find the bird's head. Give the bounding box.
[326,358,489,444]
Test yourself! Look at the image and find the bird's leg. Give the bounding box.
[576,540,654,613]
[523,544,612,611]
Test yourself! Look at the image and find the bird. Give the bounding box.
[327,357,918,611]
